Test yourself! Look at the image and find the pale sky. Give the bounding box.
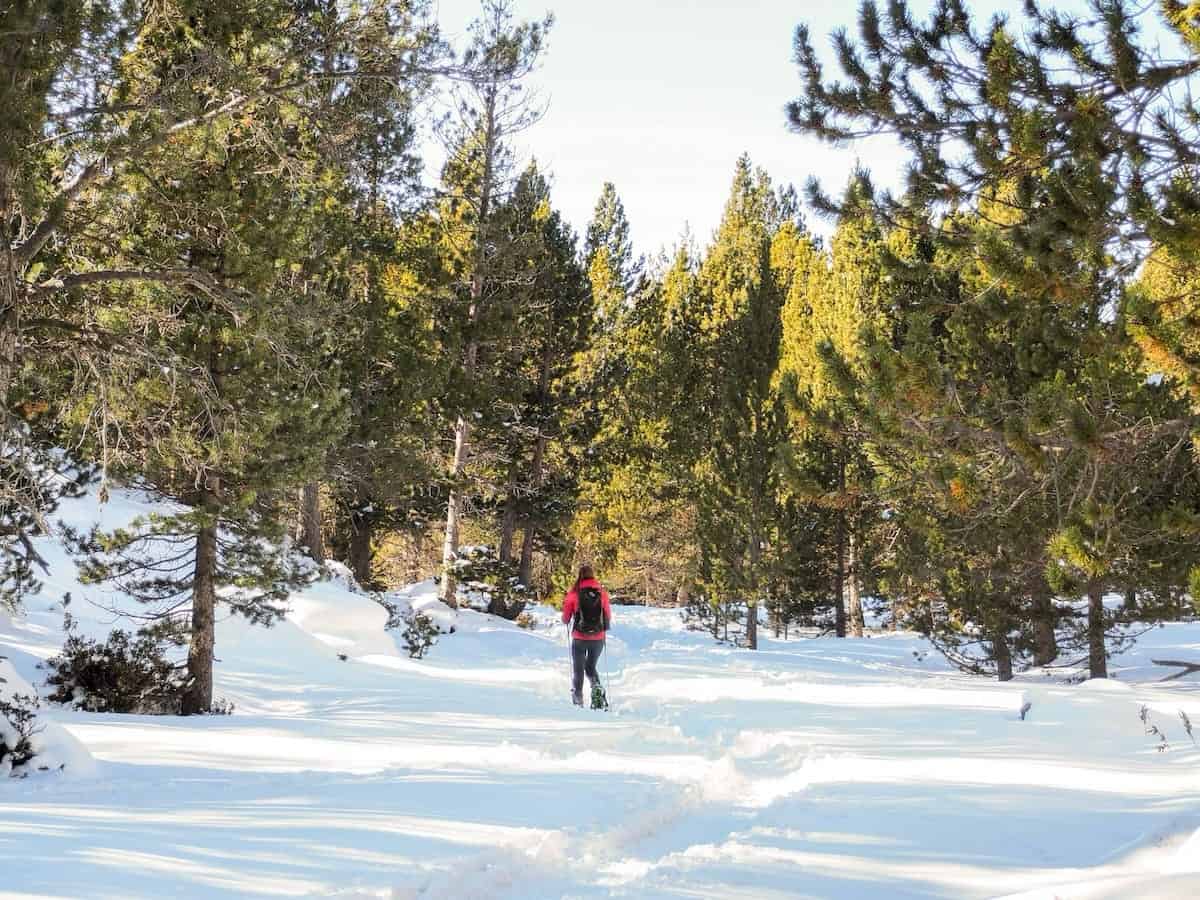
[424,0,1157,258]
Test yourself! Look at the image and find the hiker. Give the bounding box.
[561,564,612,707]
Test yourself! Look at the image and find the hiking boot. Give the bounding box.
[590,683,608,710]
[571,692,583,706]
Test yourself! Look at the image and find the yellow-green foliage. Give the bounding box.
[1129,246,1200,406]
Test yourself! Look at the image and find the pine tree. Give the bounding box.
[47,1,445,712]
[777,176,889,638]
[66,110,352,713]
[436,0,552,606]
[585,182,640,303]
[326,213,447,589]
[789,0,1200,678]
[569,186,684,601]
[2,2,443,601]
[507,167,592,594]
[680,156,793,649]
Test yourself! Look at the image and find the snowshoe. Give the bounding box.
[590,682,609,711]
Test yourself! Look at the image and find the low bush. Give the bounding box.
[401,609,439,659]
[44,616,187,714]
[0,691,41,775]
[446,546,533,620]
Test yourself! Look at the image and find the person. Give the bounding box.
[561,564,612,707]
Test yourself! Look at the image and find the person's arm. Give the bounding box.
[601,589,612,631]
[561,592,576,625]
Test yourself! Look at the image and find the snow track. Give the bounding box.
[2,487,1200,898]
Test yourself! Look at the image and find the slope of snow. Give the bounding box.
[0,484,1198,898]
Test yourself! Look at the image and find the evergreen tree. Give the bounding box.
[436,0,552,606]
[66,109,349,713]
[778,176,889,638]
[2,2,443,598]
[321,213,447,589]
[569,183,694,602]
[47,1,442,711]
[679,156,793,649]
[789,0,1200,677]
[572,241,703,604]
[503,166,592,596]
[584,182,640,302]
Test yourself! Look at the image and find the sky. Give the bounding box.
[423,0,906,256]
[422,0,1157,259]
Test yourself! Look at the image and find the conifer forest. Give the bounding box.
[4,2,1200,898]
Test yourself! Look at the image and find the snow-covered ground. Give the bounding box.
[2,486,1200,899]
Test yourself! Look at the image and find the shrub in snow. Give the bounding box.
[446,545,533,620]
[682,592,745,645]
[1139,705,1171,752]
[0,691,41,775]
[400,609,439,659]
[515,612,536,630]
[324,560,363,595]
[1,655,93,777]
[374,594,407,631]
[44,616,187,714]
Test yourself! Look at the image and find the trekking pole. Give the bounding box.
[602,635,612,711]
[565,622,573,702]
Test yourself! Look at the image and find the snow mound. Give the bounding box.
[0,655,94,779]
[1077,677,1136,693]
[1163,826,1200,875]
[387,579,458,633]
[323,559,365,594]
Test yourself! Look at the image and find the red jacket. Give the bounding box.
[561,578,612,641]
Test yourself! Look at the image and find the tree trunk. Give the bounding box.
[992,626,1014,682]
[1087,584,1107,678]
[182,488,219,715]
[833,511,847,638]
[0,163,17,402]
[440,87,499,608]
[496,501,516,564]
[517,466,540,588]
[299,481,324,564]
[676,583,690,607]
[518,525,536,591]
[518,344,553,589]
[847,527,864,637]
[833,445,848,637]
[440,413,472,607]
[348,512,373,589]
[498,469,519,564]
[745,530,760,651]
[1031,588,1058,666]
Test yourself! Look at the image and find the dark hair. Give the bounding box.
[575,564,595,588]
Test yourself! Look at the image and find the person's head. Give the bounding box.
[576,564,594,587]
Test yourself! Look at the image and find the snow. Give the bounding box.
[0,655,95,779]
[0,484,1198,897]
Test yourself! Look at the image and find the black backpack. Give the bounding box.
[575,586,605,634]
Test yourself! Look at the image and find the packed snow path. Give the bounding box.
[2,492,1199,898]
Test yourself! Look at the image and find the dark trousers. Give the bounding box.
[571,638,604,699]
